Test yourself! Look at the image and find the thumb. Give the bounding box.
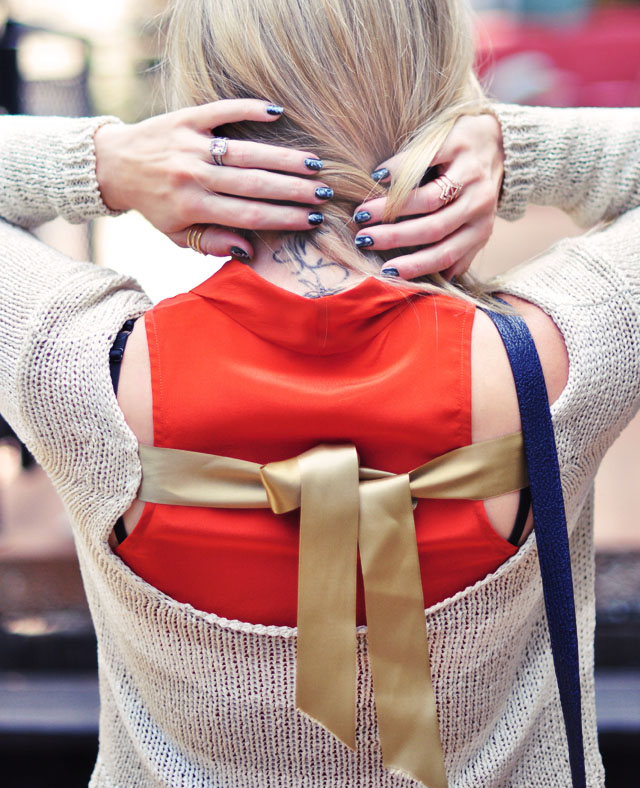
[168,226,254,261]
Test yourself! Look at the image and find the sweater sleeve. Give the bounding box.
[0,114,122,227]
[494,104,640,227]
[0,115,151,468]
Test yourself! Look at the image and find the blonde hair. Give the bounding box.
[165,0,496,304]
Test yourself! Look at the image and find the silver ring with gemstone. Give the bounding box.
[209,137,229,166]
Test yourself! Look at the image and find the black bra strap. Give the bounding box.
[482,303,586,788]
[110,318,137,546]
[509,486,531,546]
[109,318,136,396]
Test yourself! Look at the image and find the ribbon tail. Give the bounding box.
[359,474,447,788]
[295,445,360,750]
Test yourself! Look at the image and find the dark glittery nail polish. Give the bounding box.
[230,246,251,260]
[354,210,371,224]
[355,235,374,248]
[308,212,324,225]
[266,104,284,115]
[371,167,390,182]
[381,267,400,277]
[315,186,334,200]
[304,158,324,171]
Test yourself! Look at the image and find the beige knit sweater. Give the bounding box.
[1,105,639,788]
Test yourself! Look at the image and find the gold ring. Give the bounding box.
[186,224,207,255]
[434,175,463,205]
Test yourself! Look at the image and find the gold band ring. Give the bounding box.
[186,224,207,255]
[434,174,463,205]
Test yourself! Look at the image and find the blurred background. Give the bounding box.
[0,0,639,785]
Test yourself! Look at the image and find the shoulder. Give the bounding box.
[471,297,568,444]
[118,316,153,446]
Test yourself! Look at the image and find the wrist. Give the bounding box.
[94,122,130,213]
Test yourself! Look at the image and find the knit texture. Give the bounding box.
[2,105,640,787]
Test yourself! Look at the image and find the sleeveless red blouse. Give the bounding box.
[115,261,517,626]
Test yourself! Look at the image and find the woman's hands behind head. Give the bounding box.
[93,104,502,275]
[353,113,504,280]
[94,99,331,260]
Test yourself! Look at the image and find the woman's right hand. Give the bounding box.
[94,99,331,260]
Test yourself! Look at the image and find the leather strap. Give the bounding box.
[482,303,586,788]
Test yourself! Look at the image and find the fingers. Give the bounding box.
[184,99,286,130]
[354,179,451,226]
[379,224,489,280]
[169,226,255,260]
[354,170,477,251]
[195,161,331,206]
[203,138,324,176]
[183,191,324,233]
[355,203,465,252]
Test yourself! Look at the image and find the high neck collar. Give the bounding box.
[191,261,418,355]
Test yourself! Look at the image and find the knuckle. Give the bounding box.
[292,179,310,202]
[175,199,197,226]
[423,218,443,243]
[404,259,427,279]
[478,215,494,238]
[234,145,251,168]
[168,164,191,189]
[477,184,498,211]
[383,227,401,248]
[243,170,263,195]
[287,150,303,170]
[438,248,456,270]
[464,162,483,184]
[242,205,263,229]
[286,210,307,230]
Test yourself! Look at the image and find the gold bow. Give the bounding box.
[137,432,526,788]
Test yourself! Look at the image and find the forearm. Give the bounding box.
[0,114,122,228]
[495,104,640,227]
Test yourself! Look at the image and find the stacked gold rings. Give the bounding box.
[186,224,207,255]
[434,174,463,205]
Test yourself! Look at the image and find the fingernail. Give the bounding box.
[355,235,374,248]
[304,157,324,171]
[266,104,284,115]
[230,246,251,260]
[381,267,400,277]
[308,212,324,225]
[315,186,334,200]
[354,210,371,224]
[371,167,390,182]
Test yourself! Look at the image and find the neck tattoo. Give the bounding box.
[272,236,351,299]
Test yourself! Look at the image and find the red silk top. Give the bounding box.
[115,261,517,626]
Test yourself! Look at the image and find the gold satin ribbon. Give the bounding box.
[137,432,527,788]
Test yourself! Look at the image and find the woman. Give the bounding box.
[1,0,639,786]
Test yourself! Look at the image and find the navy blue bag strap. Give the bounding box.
[481,304,586,788]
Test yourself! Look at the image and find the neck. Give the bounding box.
[245,232,363,299]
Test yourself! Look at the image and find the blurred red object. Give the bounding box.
[475,6,640,106]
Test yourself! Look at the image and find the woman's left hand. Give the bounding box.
[353,113,504,280]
